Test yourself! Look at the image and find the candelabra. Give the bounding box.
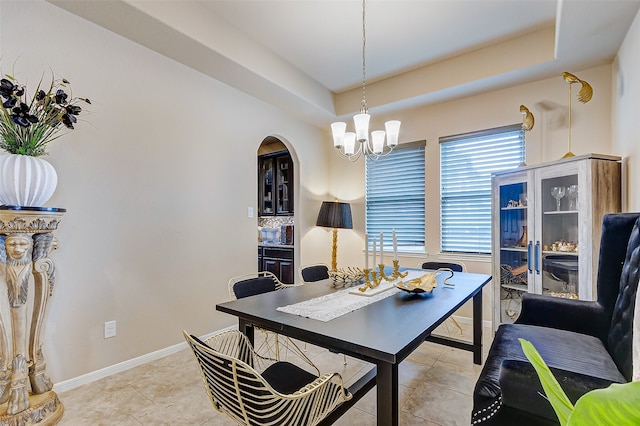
[359,260,407,292]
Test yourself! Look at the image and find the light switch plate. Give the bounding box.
[104,320,116,338]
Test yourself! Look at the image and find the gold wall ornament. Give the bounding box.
[519,105,534,167]
[562,72,593,158]
[520,105,535,131]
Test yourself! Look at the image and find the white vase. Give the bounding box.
[0,154,58,207]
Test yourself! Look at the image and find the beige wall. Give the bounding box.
[329,64,614,320]
[1,0,637,387]
[0,1,331,382]
[613,9,640,211]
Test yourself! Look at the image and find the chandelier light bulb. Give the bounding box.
[353,112,370,143]
[385,120,401,148]
[371,130,385,154]
[344,132,357,156]
[331,122,347,148]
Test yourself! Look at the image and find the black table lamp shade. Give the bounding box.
[316,201,352,271]
[316,201,353,229]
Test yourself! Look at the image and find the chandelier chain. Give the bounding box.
[329,0,400,162]
[361,0,367,113]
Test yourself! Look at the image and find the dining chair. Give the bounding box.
[228,271,309,362]
[417,258,467,336]
[418,260,466,273]
[298,263,330,283]
[184,330,352,426]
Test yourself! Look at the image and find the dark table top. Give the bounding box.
[217,270,491,364]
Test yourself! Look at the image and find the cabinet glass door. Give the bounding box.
[260,157,274,214]
[276,157,292,214]
[539,174,579,299]
[497,179,529,323]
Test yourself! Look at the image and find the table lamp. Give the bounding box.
[316,200,352,271]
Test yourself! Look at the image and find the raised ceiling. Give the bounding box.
[49,0,640,126]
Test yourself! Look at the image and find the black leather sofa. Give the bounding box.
[472,212,640,425]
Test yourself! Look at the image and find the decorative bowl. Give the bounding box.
[395,268,454,293]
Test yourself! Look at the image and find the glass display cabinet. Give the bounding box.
[276,155,292,214]
[491,154,621,328]
[258,150,293,216]
[259,156,275,215]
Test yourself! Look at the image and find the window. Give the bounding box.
[440,125,524,254]
[365,141,426,253]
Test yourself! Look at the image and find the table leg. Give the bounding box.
[376,361,398,426]
[239,319,254,347]
[473,289,483,365]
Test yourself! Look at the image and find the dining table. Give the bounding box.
[216,268,491,426]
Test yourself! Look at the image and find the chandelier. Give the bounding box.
[330,0,401,162]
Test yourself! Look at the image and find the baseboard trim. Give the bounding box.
[53,325,236,393]
[53,316,492,394]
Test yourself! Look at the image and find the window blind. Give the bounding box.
[440,125,523,254]
[365,142,426,253]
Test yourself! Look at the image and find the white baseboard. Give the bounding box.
[53,325,236,394]
[53,316,492,394]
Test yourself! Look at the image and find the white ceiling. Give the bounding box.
[202,0,559,92]
[49,0,640,126]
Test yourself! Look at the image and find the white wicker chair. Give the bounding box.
[185,330,351,426]
[228,271,308,362]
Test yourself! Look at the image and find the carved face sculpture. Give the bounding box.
[6,234,31,261]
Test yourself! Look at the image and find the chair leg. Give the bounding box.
[449,317,464,336]
[274,335,281,360]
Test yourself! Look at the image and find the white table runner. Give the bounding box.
[277,270,425,322]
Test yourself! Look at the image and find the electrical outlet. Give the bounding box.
[248,207,254,218]
[104,320,116,338]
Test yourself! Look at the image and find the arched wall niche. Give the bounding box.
[256,135,300,279]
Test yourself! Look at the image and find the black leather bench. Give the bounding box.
[472,212,640,425]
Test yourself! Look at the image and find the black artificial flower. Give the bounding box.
[0,79,16,100]
[54,89,68,104]
[2,97,16,109]
[36,90,46,101]
[61,112,76,129]
[10,102,38,127]
[65,105,82,115]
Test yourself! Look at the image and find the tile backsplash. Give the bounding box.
[258,216,294,228]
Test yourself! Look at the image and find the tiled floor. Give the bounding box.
[58,322,493,425]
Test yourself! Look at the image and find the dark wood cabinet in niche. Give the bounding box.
[259,151,293,216]
[258,246,294,284]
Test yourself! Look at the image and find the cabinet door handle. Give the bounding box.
[527,241,533,273]
[535,241,541,275]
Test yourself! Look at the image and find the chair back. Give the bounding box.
[228,271,284,300]
[184,330,276,425]
[603,213,640,380]
[419,260,466,273]
[299,264,330,283]
[184,330,351,426]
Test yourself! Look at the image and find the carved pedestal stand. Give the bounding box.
[0,207,65,425]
